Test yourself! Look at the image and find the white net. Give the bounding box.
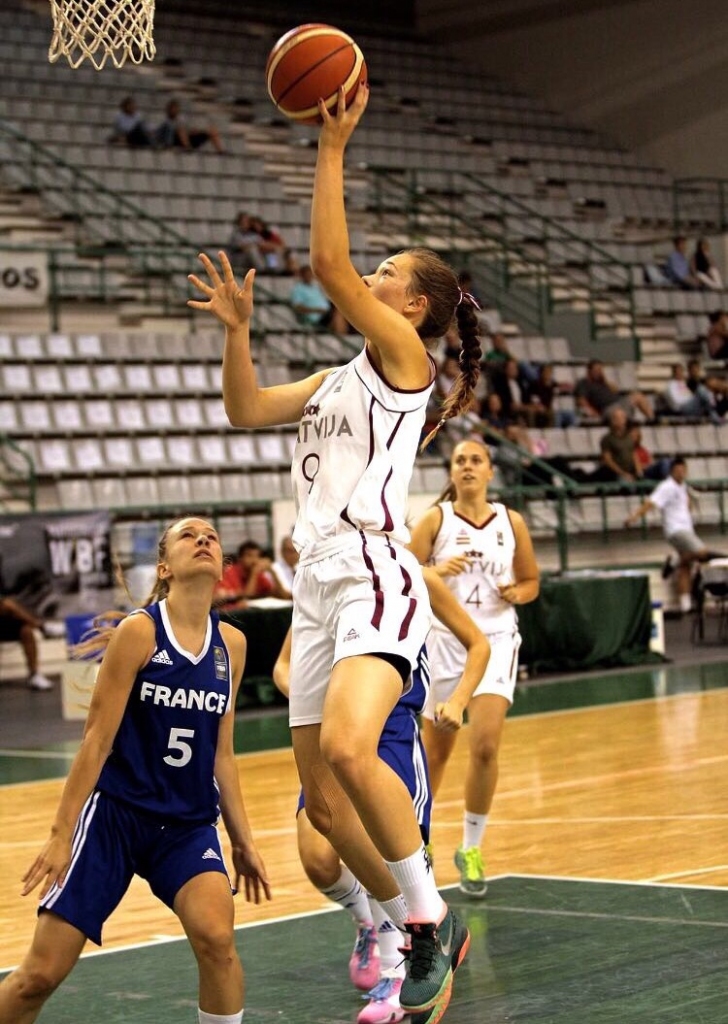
[48,0,156,70]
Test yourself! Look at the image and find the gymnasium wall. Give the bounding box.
[416,0,728,179]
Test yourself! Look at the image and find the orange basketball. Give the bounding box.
[266,24,367,125]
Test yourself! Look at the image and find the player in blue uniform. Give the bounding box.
[0,517,271,1024]
[272,569,490,1024]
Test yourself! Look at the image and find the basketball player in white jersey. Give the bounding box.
[189,83,482,1021]
[409,439,540,897]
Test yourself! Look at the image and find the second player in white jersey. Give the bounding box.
[410,439,539,899]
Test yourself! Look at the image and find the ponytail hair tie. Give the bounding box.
[456,289,482,311]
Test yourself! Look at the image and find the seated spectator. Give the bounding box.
[472,392,506,438]
[595,406,641,483]
[249,216,297,275]
[109,95,152,147]
[526,362,576,428]
[227,211,265,272]
[663,235,701,289]
[290,265,348,332]
[0,596,65,691]
[574,359,654,422]
[491,357,536,424]
[705,310,728,361]
[269,535,299,600]
[213,540,274,611]
[686,358,728,418]
[483,333,537,385]
[155,99,225,153]
[691,238,723,291]
[629,424,670,481]
[662,363,721,423]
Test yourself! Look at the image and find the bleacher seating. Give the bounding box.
[0,0,726,578]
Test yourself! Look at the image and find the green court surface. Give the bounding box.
[4,876,726,1023]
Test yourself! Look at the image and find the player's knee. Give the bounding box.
[190,927,238,969]
[471,733,499,766]
[304,795,334,836]
[12,962,64,1004]
[320,732,372,787]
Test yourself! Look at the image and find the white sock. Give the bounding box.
[463,811,488,850]
[679,593,692,612]
[198,1011,243,1024]
[320,865,372,926]
[368,896,406,976]
[378,894,408,930]
[384,845,445,923]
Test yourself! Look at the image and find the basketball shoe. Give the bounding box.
[399,907,470,1016]
[349,924,380,991]
[454,845,488,897]
[357,971,405,1024]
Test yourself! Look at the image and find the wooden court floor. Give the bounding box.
[1,661,728,1020]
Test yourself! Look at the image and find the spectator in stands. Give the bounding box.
[596,406,641,483]
[705,310,728,361]
[686,358,728,417]
[574,359,654,422]
[629,424,670,481]
[228,212,265,273]
[662,363,722,423]
[479,392,508,437]
[108,95,152,148]
[155,99,225,153]
[0,595,64,691]
[249,216,298,275]
[290,265,348,333]
[625,457,725,613]
[663,236,701,290]
[213,540,274,611]
[491,357,536,424]
[527,362,576,428]
[483,333,537,386]
[269,535,299,600]
[691,239,723,291]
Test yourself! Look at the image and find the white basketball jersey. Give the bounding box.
[430,499,517,642]
[291,347,434,559]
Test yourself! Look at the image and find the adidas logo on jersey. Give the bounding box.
[343,628,360,642]
[151,648,174,665]
[456,530,470,545]
[202,848,221,861]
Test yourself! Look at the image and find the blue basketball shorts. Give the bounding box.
[39,790,229,945]
[296,708,432,844]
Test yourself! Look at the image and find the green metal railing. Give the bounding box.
[367,167,638,350]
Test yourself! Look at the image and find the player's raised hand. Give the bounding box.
[318,81,369,149]
[188,251,255,329]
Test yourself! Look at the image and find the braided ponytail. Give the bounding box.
[420,297,482,451]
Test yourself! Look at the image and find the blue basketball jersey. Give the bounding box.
[97,600,232,823]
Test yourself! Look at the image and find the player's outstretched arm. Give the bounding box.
[189,251,330,427]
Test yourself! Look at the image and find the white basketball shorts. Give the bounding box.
[423,627,522,719]
[288,534,432,727]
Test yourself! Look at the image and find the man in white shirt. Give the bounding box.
[270,535,299,600]
[625,457,723,612]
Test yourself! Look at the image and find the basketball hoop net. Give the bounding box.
[48,0,156,70]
